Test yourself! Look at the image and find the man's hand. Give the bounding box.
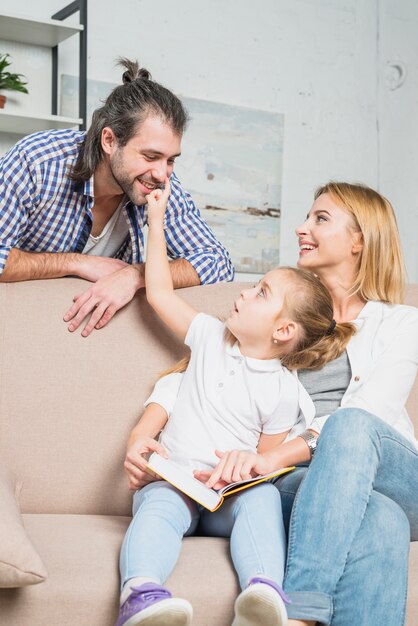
[195,449,271,490]
[124,436,168,491]
[74,255,130,282]
[63,265,144,337]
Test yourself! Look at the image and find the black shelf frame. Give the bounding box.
[51,0,87,130]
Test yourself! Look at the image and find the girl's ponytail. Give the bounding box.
[277,267,356,371]
[281,320,355,370]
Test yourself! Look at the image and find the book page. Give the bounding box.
[147,453,221,511]
[219,467,294,496]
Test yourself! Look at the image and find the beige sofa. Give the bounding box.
[0,278,417,625]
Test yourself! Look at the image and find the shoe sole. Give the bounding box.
[232,583,288,626]
[122,597,193,626]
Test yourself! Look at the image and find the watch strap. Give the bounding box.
[299,430,318,458]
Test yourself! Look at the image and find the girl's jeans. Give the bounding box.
[120,480,287,591]
[277,408,417,626]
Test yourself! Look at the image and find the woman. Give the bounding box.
[124,182,418,626]
[278,182,418,626]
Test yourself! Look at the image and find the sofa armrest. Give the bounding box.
[0,463,48,587]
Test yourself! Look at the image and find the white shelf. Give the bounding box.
[0,110,83,135]
[0,12,83,47]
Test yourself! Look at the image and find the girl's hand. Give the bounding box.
[146,178,171,225]
[124,436,168,491]
[201,449,271,490]
[193,469,229,491]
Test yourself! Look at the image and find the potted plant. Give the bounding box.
[0,53,29,109]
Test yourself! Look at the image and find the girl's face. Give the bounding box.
[296,193,363,275]
[226,269,289,355]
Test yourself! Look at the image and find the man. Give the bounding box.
[0,59,234,336]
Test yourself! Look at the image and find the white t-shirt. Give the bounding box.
[83,202,129,257]
[151,313,313,472]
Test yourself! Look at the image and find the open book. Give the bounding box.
[147,453,295,512]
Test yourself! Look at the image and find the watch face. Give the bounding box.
[309,436,317,453]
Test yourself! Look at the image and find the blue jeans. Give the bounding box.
[120,480,287,591]
[277,409,417,625]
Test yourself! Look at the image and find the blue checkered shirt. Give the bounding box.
[0,129,234,283]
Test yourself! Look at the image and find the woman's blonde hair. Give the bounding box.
[162,266,356,375]
[315,182,406,304]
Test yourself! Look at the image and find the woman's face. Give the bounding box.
[295,193,363,274]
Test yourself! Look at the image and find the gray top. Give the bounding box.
[298,351,351,418]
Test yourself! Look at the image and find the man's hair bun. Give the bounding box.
[118,57,151,83]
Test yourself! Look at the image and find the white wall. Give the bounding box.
[1,0,417,281]
[378,0,418,283]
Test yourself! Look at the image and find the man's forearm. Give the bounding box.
[169,258,200,288]
[0,248,80,282]
[1,249,200,288]
[133,258,200,292]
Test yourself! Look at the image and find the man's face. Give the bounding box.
[107,116,182,205]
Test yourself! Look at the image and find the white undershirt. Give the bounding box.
[83,201,129,257]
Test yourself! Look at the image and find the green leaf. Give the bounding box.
[0,53,29,94]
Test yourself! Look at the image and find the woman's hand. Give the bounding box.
[124,436,168,491]
[195,449,272,490]
[146,178,171,226]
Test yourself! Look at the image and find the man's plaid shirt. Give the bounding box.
[0,129,234,283]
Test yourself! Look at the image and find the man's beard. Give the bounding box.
[109,149,157,206]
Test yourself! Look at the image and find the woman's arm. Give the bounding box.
[260,432,315,470]
[198,432,315,489]
[257,431,291,453]
[145,181,198,341]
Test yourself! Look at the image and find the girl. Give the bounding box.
[116,180,355,626]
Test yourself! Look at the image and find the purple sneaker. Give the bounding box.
[115,582,193,626]
[232,577,290,626]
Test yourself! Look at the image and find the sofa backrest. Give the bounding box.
[0,279,243,516]
[0,279,417,516]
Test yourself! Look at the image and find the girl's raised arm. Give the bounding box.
[145,179,198,341]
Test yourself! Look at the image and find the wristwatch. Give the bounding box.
[299,430,318,459]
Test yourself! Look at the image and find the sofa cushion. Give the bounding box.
[0,512,416,625]
[0,466,47,587]
[0,514,239,625]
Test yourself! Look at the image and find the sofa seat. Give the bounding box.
[0,514,239,625]
[2,514,416,624]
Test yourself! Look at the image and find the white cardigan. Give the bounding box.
[309,301,418,448]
